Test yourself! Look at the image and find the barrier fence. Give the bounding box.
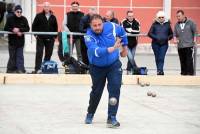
[0,31,199,75]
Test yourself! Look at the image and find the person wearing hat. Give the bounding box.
[4,5,30,73]
[148,11,173,75]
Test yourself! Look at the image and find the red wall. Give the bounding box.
[36,0,200,43]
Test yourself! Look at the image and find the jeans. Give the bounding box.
[152,44,168,73]
[7,45,25,72]
[127,46,137,71]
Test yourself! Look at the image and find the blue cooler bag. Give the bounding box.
[41,60,58,74]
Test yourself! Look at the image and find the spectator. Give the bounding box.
[6,3,15,20]
[0,1,6,23]
[32,2,58,74]
[79,7,97,65]
[122,10,140,74]
[4,5,30,73]
[148,11,173,75]
[103,10,119,24]
[174,10,198,75]
[0,1,6,37]
[63,1,84,61]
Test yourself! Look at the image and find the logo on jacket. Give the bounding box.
[84,36,91,42]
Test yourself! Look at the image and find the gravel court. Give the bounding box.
[0,84,200,134]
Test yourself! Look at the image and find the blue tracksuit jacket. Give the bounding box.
[84,22,128,67]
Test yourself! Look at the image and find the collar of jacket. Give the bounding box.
[110,18,116,21]
[68,11,81,14]
[42,10,53,16]
[155,19,169,25]
[126,18,136,23]
[178,17,188,24]
[14,14,22,19]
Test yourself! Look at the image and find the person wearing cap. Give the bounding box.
[32,2,58,74]
[174,10,198,75]
[4,5,30,73]
[148,11,173,75]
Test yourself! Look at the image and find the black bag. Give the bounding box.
[63,57,89,74]
[133,67,148,75]
[58,32,89,74]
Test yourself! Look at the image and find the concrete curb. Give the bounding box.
[1,74,200,86]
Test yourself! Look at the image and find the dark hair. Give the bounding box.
[89,14,103,23]
[126,10,133,15]
[0,1,6,23]
[176,10,184,15]
[0,1,6,13]
[71,1,79,6]
[6,3,15,12]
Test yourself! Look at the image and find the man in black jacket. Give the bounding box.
[122,10,140,74]
[103,10,119,24]
[4,5,30,73]
[6,3,15,20]
[79,7,97,65]
[32,2,58,73]
[0,1,6,24]
[63,1,84,61]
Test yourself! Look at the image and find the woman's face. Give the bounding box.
[158,16,165,23]
[15,10,22,17]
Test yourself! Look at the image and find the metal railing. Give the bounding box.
[0,31,148,36]
[0,31,199,75]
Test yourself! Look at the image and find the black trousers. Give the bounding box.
[7,45,25,72]
[80,37,89,65]
[178,47,194,75]
[35,38,55,71]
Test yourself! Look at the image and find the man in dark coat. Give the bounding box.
[32,2,58,73]
[0,1,6,23]
[103,10,119,24]
[79,7,97,65]
[4,5,30,73]
[6,3,15,20]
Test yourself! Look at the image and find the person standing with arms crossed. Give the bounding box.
[84,14,128,128]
